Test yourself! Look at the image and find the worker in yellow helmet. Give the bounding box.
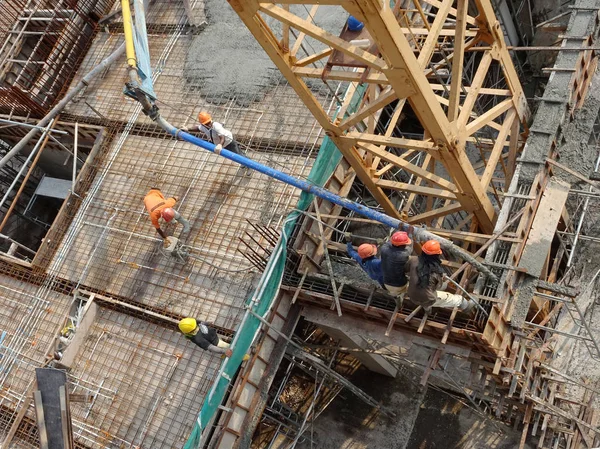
[178,318,250,360]
[182,111,241,155]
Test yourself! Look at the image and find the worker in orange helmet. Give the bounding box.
[183,111,242,155]
[345,234,384,287]
[143,188,190,240]
[405,240,474,313]
[380,231,413,306]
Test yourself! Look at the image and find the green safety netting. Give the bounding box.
[183,85,366,449]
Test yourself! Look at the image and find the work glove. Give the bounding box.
[344,232,352,243]
[214,144,223,153]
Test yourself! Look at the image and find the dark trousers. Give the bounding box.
[225,140,241,154]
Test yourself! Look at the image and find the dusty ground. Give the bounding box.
[294,365,532,449]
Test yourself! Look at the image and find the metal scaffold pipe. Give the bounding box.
[0,42,126,171]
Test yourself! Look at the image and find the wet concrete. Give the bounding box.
[184,2,347,106]
[295,365,533,449]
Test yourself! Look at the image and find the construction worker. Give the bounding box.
[143,188,190,240]
[380,231,412,306]
[178,318,250,360]
[183,111,241,155]
[345,235,384,287]
[178,317,233,356]
[405,240,473,313]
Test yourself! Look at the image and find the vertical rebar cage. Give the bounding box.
[0,0,114,116]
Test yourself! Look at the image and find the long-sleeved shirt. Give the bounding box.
[185,321,226,354]
[191,122,234,147]
[406,256,443,308]
[143,189,177,229]
[380,242,411,287]
[346,242,384,286]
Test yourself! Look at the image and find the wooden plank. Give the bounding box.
[465,99,514,136]
[34,390,49,449]
[447,0,468,121]
[517,180,570,276]
[260,4,387,69]
[407,202,463,224]
[376,179,457,199]
[457,51,493,128]
[480,109,516,187]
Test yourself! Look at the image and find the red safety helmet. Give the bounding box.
[161,207,176,222]
[422,240,442,255]
[391,231,411,246]
[357,243,377,259]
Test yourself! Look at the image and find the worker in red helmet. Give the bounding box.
[380,231,413,306]
[143,188,190,240]
[405,240,473,313]
[345,234,384,287]
[182,111,242,155]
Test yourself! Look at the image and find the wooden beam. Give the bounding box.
[431,84,511,96]
[260,4,387,69]
[345,132,435,150]
[480,109,516,187]
[294,66,388,84]
[376,179,457,199]
[422,0,478,26]
[355,142,457,190]
[290,5,319,57]
[295,48,333,66]
[417,0,454,68]
[465,98,513,136]
[457,50,493,128]
[339,89,403,131]
[447,0,468,121]
[407,202,463,224]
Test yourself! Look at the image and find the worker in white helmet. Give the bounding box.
[183,111,242,155]
[178,317,250,360]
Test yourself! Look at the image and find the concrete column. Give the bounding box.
[314,319,398,377]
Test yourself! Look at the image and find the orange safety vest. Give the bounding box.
[143,189,176,229]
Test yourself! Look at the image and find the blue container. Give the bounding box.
[347,16,364,31]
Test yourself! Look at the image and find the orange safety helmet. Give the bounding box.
[161,207,176,222]
[422,240,442,255]
[357,243,377,259]
[197,111,212,125]
[391,231,411,246]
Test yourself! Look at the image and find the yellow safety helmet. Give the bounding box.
[178,317,197,334]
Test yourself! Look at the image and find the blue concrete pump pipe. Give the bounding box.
[155,117,496,281]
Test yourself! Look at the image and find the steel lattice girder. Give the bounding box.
[228,0,530,234]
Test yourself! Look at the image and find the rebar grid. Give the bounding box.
[65,308,218,449]
[0,0,114,116]
[0,0,346,445]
